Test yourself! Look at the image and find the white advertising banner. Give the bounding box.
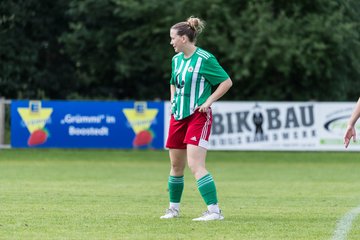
[315,102,358,150]
[164,101,360,151]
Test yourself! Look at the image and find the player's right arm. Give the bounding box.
[170,84,175,103]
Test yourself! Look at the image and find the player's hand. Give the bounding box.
[170,99,176,115]
[344,125,356,148]
[197,101,211,113]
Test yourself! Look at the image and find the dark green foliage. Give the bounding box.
[0,0,76,99]
[209,0,360,100]
[60,0,175,99]
[0,0,359,100]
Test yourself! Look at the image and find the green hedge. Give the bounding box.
[1,0,360,101]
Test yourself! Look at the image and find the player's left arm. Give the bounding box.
[344,97,360,148]
[198,78,232,112]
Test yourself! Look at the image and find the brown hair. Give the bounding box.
[171,16,205,43]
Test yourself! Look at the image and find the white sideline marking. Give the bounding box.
[332,206,360,240]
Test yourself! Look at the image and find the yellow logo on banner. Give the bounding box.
[17,101,53,133]
[123,102,158,134]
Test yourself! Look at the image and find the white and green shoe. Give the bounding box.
[192,210,224,221]
[160,208,179,219]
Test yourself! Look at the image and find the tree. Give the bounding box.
[202,0,360,100]
[1,0,360,101]
[61,0,175,100]
[0,0,75,99]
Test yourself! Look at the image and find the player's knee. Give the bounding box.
[171,162,185,174]
[188,162,202,175]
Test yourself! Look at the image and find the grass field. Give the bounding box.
[1,149,360,240]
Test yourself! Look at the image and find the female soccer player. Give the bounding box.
[160,16,232,221]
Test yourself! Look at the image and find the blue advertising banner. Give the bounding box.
[11,100,164,148]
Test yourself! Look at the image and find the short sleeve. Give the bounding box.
[201,56,229,86]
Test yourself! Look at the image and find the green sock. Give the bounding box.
[197,173,218,205]
[168,175,184,203]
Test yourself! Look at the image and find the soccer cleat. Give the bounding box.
[192,210,224,221]
[160,208,179,219]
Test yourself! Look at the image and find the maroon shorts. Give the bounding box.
[166,109,212,149]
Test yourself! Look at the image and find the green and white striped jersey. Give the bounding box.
[170,48,229,120]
